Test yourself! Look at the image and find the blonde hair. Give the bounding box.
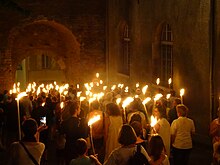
[176,104,188,117]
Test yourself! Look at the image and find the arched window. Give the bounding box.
[160,24,173,86]
[118,24,130,75]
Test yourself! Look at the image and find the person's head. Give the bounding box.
[37,97,43,106]
[69,101,80,116]
[106,103,121,116]
[129,113,142,124]
[173,98,181,107]
[118,124,137,146]
[130,121,143,137]
[45,97,52,105]
[148,135,165,161]
[105,92,114,102]
[75,138,88,156]
[91,100,100,111]
[176,104,188,117]
[21,118,38,141]
[153,104,167,119]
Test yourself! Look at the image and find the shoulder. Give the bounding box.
[162,154,170,165]
[9,141,20,149]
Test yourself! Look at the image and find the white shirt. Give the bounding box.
[171,116,195,149]
[8,141,45,165]
[104,145,151,165]
[157,118,171,157]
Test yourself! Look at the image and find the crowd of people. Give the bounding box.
[0,83,197,165]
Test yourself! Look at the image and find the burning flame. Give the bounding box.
[60,102,64,109]
[88,115,101,126]
[96,73,99,78]
[16,92,27,100]
[168,78,172,85]
[180,88,185,97]
[122,97,134,109]
[166,94,171,100]
[156,78,160,85]
[142,85,148,95]
[116,98,121,105]
[142,97,151,105]
[150,115,157,127]
[154,93,163,101]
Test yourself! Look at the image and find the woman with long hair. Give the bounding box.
[104,103,123,161]
[148,135,170,165]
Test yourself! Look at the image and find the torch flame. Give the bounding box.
[122,97,134,108]
[142,85,148,95]
[116,98,121,105]
[96,73,99,78]
[180,88,185,97]
[60,102,64,109]
[88,115,101,126]
[166,94,171,99]
[142,97,151,105]
[168,78,172,85]
[16,92,27,100]
[154,93,163,101]
[150,115,158,127]
[156,78,160,85]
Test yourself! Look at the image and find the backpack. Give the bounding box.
[128,144,150,165]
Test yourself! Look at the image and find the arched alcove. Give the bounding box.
[7,19,80,88]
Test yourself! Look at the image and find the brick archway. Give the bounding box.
[5,19,80,90]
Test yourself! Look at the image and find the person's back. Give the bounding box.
[171,104,195,165]
[148,135,170,165]
[69,138,101,165]
[7,118,45,165]
[87,101,104,139]
[104,124,151,165]
[60,101,89,164]
[8,141,45,165]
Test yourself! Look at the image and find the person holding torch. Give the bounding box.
[87,100,105,163]
[152,105,171,158]
[104,103,123,161]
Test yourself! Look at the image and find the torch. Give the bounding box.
[168,78,172,89]
[180,88,185,104]
[16,92,27,140]
[88,115,101,155]
[142,97,151,121]
[122,97,134,123]
[150,115,158,136]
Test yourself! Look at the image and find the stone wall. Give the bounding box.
[0,0,106,90]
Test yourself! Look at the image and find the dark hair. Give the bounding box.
[174,98,181,105]
[118,124,137,146]
[37,97,43,106]
[46,97,52,105]
[148,135,165,161]
[75,138,88,155]
[106,103,121,116]
[21,118,38,142]
[91,100,100,110]
[69,101,79,115]
[130,121,143,137]
[130,113,142,124]
[155,104,167,118]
